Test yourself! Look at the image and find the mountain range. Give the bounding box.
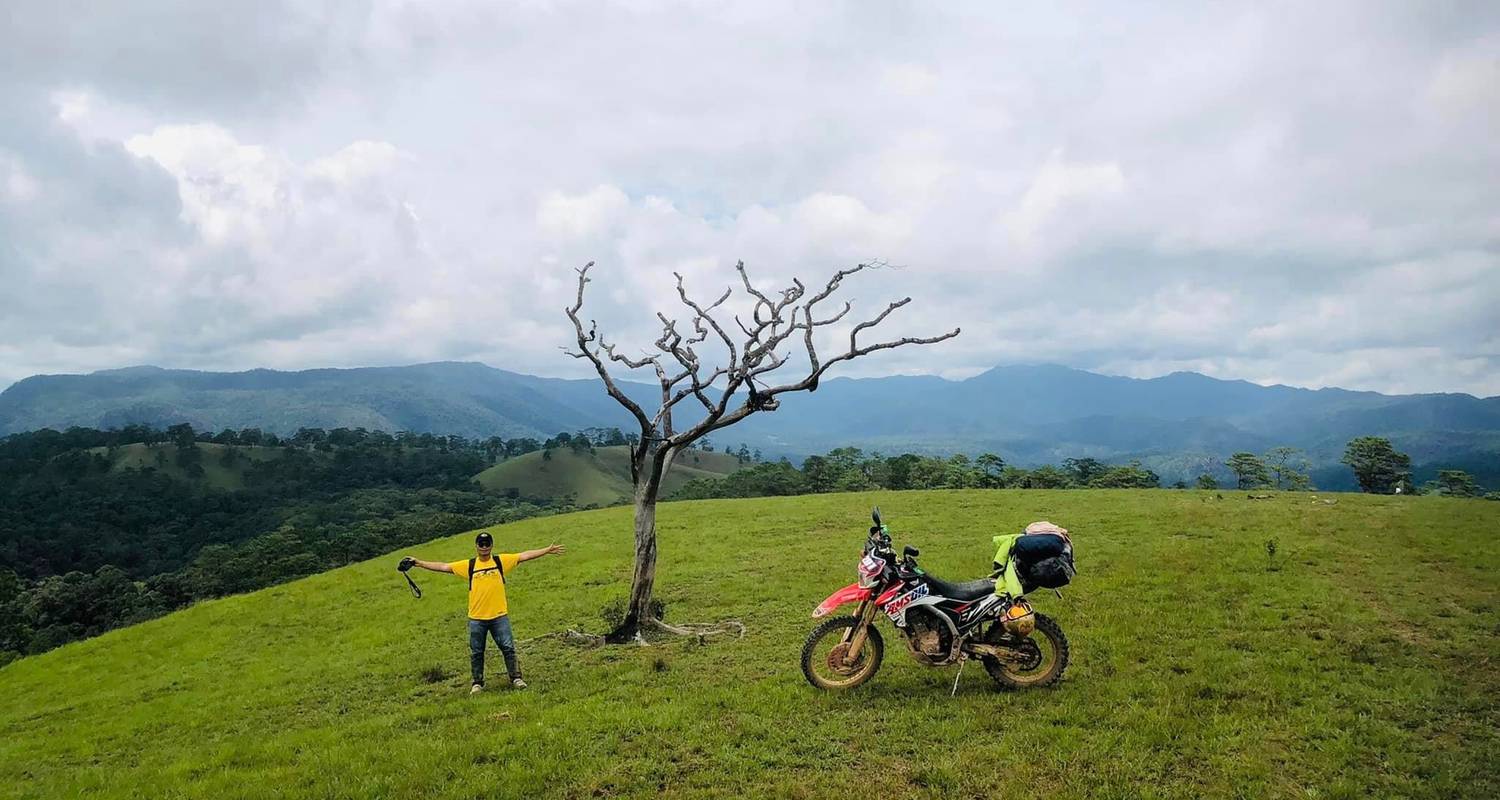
[3,361,1497,489]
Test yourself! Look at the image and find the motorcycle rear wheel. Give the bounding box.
[981,612,1068,690]
[800,615,885,690]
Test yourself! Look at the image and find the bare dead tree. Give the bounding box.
[565,260,959,643]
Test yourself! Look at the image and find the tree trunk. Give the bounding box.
[606,447,676,643]
[606,487,658,642]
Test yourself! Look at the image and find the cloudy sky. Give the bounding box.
[2,1,1497,396]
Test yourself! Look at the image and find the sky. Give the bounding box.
[1,1,1497,397]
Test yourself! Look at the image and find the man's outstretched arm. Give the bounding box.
[408,558,455,574]
[516,544,566,563]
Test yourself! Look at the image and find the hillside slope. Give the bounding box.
[473,446,742,506]
[2,490,1495,798]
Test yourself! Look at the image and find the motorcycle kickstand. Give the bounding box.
[950,656,968,697]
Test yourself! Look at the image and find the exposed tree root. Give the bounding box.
[643,616,746,640]
[518,629,609,647]
[523,617,745,649]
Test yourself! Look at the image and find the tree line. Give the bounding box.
[1213,436,1491,497]
[671,448,1165,499]
[674,437,1494,500]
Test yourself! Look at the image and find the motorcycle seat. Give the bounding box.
[924,575,996,601]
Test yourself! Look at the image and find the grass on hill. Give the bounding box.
[89,442,287,490]
[1,490,1497,799]
[473,445,742,506]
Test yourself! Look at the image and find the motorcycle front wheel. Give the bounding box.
[800,615,885,690]
[981,612,1069,690]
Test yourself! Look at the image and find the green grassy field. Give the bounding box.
[474,446,742,506]
[2,490,1496,799]
[89,442,287,490]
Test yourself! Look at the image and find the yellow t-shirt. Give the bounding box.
[449,554,521,620]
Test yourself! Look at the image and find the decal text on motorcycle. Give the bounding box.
[884,584,929,619]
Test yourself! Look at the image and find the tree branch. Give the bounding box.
[569,260,958,453]
[565,263,653,436]
[674,273,737,369]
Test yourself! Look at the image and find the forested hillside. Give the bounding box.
[0,424,610,661]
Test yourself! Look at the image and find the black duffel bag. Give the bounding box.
[1020,552,1076,592]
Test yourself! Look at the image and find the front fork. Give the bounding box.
[840,600,879,664]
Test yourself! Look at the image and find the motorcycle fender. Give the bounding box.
[813,583,873,618]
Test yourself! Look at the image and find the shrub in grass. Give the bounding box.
[418,664,451,684]
[599,596,667,631]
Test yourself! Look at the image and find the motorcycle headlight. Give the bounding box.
[856,554,882,588]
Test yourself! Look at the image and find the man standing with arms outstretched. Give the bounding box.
[405,531,565,693]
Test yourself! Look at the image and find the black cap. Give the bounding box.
[475,532,494,547]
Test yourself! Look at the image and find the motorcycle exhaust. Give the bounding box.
[963,642,1032,664]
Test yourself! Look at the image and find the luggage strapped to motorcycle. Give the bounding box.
[997,522,1076,594]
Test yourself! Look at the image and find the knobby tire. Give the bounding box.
[800,615,884,690]
[982,611,1069,690]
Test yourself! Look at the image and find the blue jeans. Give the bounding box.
[468,615,519,686]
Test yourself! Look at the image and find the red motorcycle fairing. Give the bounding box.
[812,583,873,618]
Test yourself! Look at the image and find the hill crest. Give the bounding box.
[473,445,743,507]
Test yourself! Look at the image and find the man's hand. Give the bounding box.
[517,544,565,562]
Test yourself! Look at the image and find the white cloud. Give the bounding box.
[881,63,940,96]
[1004,150,1126,246]
[1427,36,1500,120]
[0,151,38,203]
[1,0,1497,397]
[537,185,631,240]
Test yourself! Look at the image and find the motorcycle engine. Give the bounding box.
[902,606,955,666]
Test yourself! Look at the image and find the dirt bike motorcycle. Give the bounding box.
[801,508,1071,692]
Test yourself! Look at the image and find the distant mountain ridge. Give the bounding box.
[3,361,1497,489]
[0,362,626,441]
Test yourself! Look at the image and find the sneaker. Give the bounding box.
[470,683,484,695]
[511,677,528,690]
